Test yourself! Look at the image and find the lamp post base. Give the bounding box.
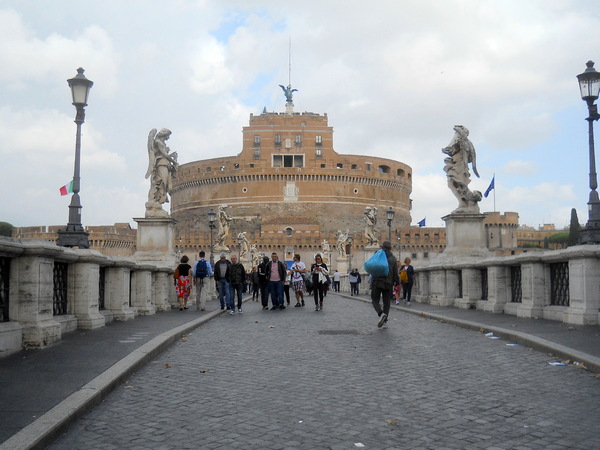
[56,227,90,248]
[579,223,600,244]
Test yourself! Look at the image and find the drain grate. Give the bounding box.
[318,329,364,335]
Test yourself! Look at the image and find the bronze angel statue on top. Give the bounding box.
[279,84,298,104]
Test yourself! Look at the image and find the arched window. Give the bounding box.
[378,165,390,174]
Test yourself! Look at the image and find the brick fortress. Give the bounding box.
[171,105,412,268]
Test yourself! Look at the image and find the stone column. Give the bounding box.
[414,269,429,303]
[154,267,172,312]
[455,267,481,309]
[9,241,63,348]
[69,251,106,330]
[564,249,600,325]
[517,258,545,319]
[428,268,456,306]
[104,258,136,321]
[131,264,156,315]
[479,265,507,313]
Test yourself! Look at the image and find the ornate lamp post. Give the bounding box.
[208,208,217,266]
[237,233,243,257]
[577,61,600,244]
[347,235,353,272]
[386,207,395,243]
[56,68,93,248]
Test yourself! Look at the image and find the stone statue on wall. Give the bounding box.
[145,128,178,217]
[364,206,379,246]
[442,125,482,214]
[335,229,349,258]
[215,204,232,250]
[321,239,331,265]
[251,245,261,267]
[279,84,298,103]
[238,232,250,259]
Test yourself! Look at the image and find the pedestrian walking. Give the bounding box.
[290,254,307,307]
[349,268,361,296]
[400,257,416,305]
[250,266,260,302]
[174,255,192,310]
[213,253,232,311]
[229,255,246,314]
[370,241,399,328]
[284,269,292,306]
[266,252,287,310]
[332,270,341,292]
[258,256,270,310]
[193,251,212,311]
[310,254,329,311]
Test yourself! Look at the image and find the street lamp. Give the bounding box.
[347,235,353,272]
[57,68,94,249]
[237,233,243,258]
[386,207,395,243]
[208,208,217,265]
[577,60,600,244]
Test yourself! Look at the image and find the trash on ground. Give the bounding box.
[354,444,365,448]
[387,419,398,425]
[506,343,520,347]
[548,361,568,366]
[164,363,172,368]
[199,369,209,373]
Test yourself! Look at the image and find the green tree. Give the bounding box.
[0,221,14,237]
[568,208,581,246]
[548,232,569,249]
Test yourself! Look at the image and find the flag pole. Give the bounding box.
[493,173,496,212]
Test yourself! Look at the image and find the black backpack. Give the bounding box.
[194,260,208,278]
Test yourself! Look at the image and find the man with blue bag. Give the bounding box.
[364,240,399,328]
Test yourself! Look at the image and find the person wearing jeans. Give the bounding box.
[213,253,231,311]
[266,252,287,310]
[370,241,399,328]
[229,254,246,313]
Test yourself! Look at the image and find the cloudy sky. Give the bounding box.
[1,0,599,230]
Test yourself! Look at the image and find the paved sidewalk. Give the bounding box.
[1,293,599,449]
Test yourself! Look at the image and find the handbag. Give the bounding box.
[364,249,389,277]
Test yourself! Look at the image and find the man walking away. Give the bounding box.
[370,241,399,328]
[213,253,232,311]
[229,255,246,313]
[332,270,341,292]
[193,251,212,311]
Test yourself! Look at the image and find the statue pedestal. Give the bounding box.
[441,213,489,259]
[335,257,349,274]
[133,217,177,264]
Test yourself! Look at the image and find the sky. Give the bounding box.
[1,0,599,230]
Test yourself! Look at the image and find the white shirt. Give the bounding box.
[291,261,306,281]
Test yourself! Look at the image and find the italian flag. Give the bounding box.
[59,180,74,196]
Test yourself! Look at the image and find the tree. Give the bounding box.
[0,221,14,237]
[568,208,581,246]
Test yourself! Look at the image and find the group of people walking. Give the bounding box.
[173,244,416,328]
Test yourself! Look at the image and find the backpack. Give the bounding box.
[194,260,208,278]
[400,268,409,284]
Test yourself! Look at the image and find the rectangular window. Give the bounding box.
[337,163,343,169]
[253,149,260,160]
[366,163,371,171]
[275,135,281,145]
[316,148,322,158]
[295,135,302,145]
[316,135,322,146]
[272,154,304,168]
[254,135,261,146]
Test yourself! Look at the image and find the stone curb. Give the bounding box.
[348,294,600,374]
[0,307,229,450]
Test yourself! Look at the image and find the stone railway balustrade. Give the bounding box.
[0,237,215,357]
[413,246,600,325]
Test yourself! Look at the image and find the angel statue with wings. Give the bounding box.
[442,125,482,214]
[145,128,178,216]
[279,84,298,104]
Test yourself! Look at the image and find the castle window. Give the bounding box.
[366,163,371,171]
[321,164,326,168]
[249,164,254,168]
[254,135,261,146]
[316,148,322,158]
[285,227,293,237]
[351,164,358,170]
[378,165,390,174]
[315,135,322,146]
[397,168,405,177]
[234,163,239,169]
[353,189,359,194]
[275,135,281,146]
[272,154,304,168]
[253,149,260,159]
[337,163,343,169]
[295,135,302,146]
[206,167,211,172]
[301,122,306,127]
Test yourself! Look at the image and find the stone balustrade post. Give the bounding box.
[104,258,136,321]
[517,258,545,319]
[154,267,172,311]
[563,249,600,325]
[429,268,456,306]
[456,267,481,309]
[480,265,508,313]
[69,251,106,330]
[10,241,63,348]
[131,264,157,315]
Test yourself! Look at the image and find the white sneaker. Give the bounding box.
[238,308,243,313]
[378,313,387,328]
[407,301,411,306]
[229,310,235,315]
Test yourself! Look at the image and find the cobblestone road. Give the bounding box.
[49,295,600,449]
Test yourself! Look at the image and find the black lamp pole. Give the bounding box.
[577,61,600,244]
[386,207,395,243]
[57,68,93,248]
